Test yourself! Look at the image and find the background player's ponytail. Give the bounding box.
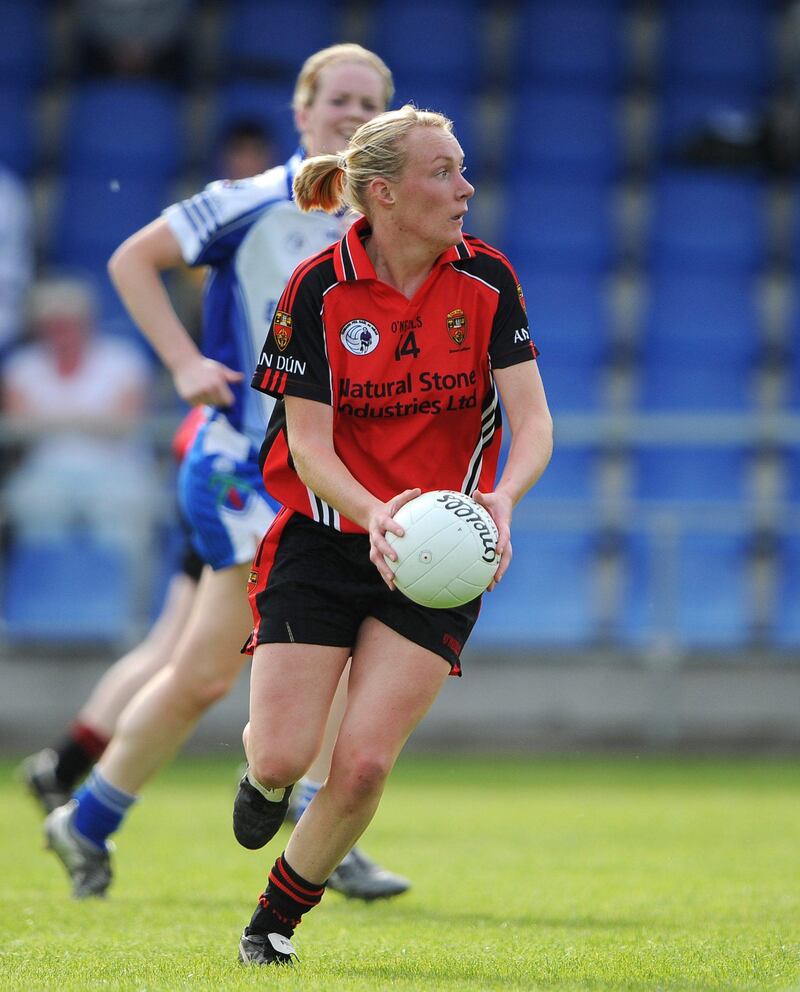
[294,105,453,218]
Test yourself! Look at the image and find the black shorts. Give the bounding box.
[243,509,480,675]
[180,541,206,582]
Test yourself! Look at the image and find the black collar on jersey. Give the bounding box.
[333,215,475,283]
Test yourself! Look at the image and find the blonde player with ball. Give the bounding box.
[235,104,552,966]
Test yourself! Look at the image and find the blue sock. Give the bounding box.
[72,769,137,850]
[293,778,322,821]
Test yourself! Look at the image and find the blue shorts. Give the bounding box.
[178,411,279,571]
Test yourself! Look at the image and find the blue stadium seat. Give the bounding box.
[367,0,483,88]
[519,269,611,366]
[514,0,626,88]
[527,446,599,504]
[648,171,769,274]
[619,530,752,648]
[632,446,752,504]
[773,534,800,646]
[657,87,763,161]
[639,363,754,411]
[638,272,759,410]
[510,88,622,180]
[537,362,605,412]
[783,448,800,503]
[2,537,135,645]
[223,0,338,78]
[472,525,598,647]
[0,0,45,87]
[500,179,615,273]
[214,80,299,165]
[64,83,184,182]
[660,2,775,93]
[51,176,169,272]
[517,269,612,411]
[0,87,36,177]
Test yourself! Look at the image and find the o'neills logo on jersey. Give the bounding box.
[446,308,468,346]
[273,310,293,351]
[340,319,379,356]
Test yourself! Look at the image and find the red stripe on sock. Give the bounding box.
[275,857,324,899]
[70,721,110,760]
[268,870,320,907]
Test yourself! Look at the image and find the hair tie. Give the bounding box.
[337,155,347,172]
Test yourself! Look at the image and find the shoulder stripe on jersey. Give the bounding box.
[181,201,211,240]
[187,194,293,257]
[200,191,223,225]
[451,264,500,294]
[192,197,217,234]
[280,245,336,313]
[464,235,507,261]
[464,235,520,275]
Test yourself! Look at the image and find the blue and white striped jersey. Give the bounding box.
[164,152,347,446]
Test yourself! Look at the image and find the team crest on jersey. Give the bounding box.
[516,282,527,313]
[340,319,379,356]
[273,310,293,351]
[446,308,468,346]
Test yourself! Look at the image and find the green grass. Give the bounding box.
[0,755,798,991]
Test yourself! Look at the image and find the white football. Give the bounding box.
[384,490,500,608]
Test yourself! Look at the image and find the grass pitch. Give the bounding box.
[0,755,798,991]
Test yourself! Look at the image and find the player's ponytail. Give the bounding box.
[293,155,346,213]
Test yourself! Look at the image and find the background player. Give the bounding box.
[42,44,408,903]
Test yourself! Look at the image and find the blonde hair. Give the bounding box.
[293,105,453,216]
[292,44,394,113]
[30,276,96,325]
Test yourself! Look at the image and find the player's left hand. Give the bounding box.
[473,490,512,590]
[368,487,422,589]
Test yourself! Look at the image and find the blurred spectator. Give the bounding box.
[1,276,160,551]
[0,165,33,357]
[76,0,191,84]
[215,119,279,182]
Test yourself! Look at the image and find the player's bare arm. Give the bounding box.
[108,218,242,407]
[475,361,552,587]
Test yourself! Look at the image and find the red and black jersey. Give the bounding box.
[252,215,538,533]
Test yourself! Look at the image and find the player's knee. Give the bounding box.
[336,751,393,809]
[248,752,306,790]
[181,674,235,713]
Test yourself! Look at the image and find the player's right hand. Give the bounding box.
[368,487,421,589]
[173,356,243,407]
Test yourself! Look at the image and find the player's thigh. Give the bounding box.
[248,642,350,769]
[169,562,253,684]
[333,617,451,767]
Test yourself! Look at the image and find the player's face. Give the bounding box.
[297,61,386,157]
[388,127,474,253]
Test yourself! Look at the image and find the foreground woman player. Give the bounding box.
[235,105,552,965]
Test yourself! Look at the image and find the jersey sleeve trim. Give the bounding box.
[491,342,539,368]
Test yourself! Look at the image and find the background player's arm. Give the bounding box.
[284,394,418,587]
[474,361,553,587]
[108,218,242,406]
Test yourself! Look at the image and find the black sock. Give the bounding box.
[53,722,109,789]
[247,853,326,938]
